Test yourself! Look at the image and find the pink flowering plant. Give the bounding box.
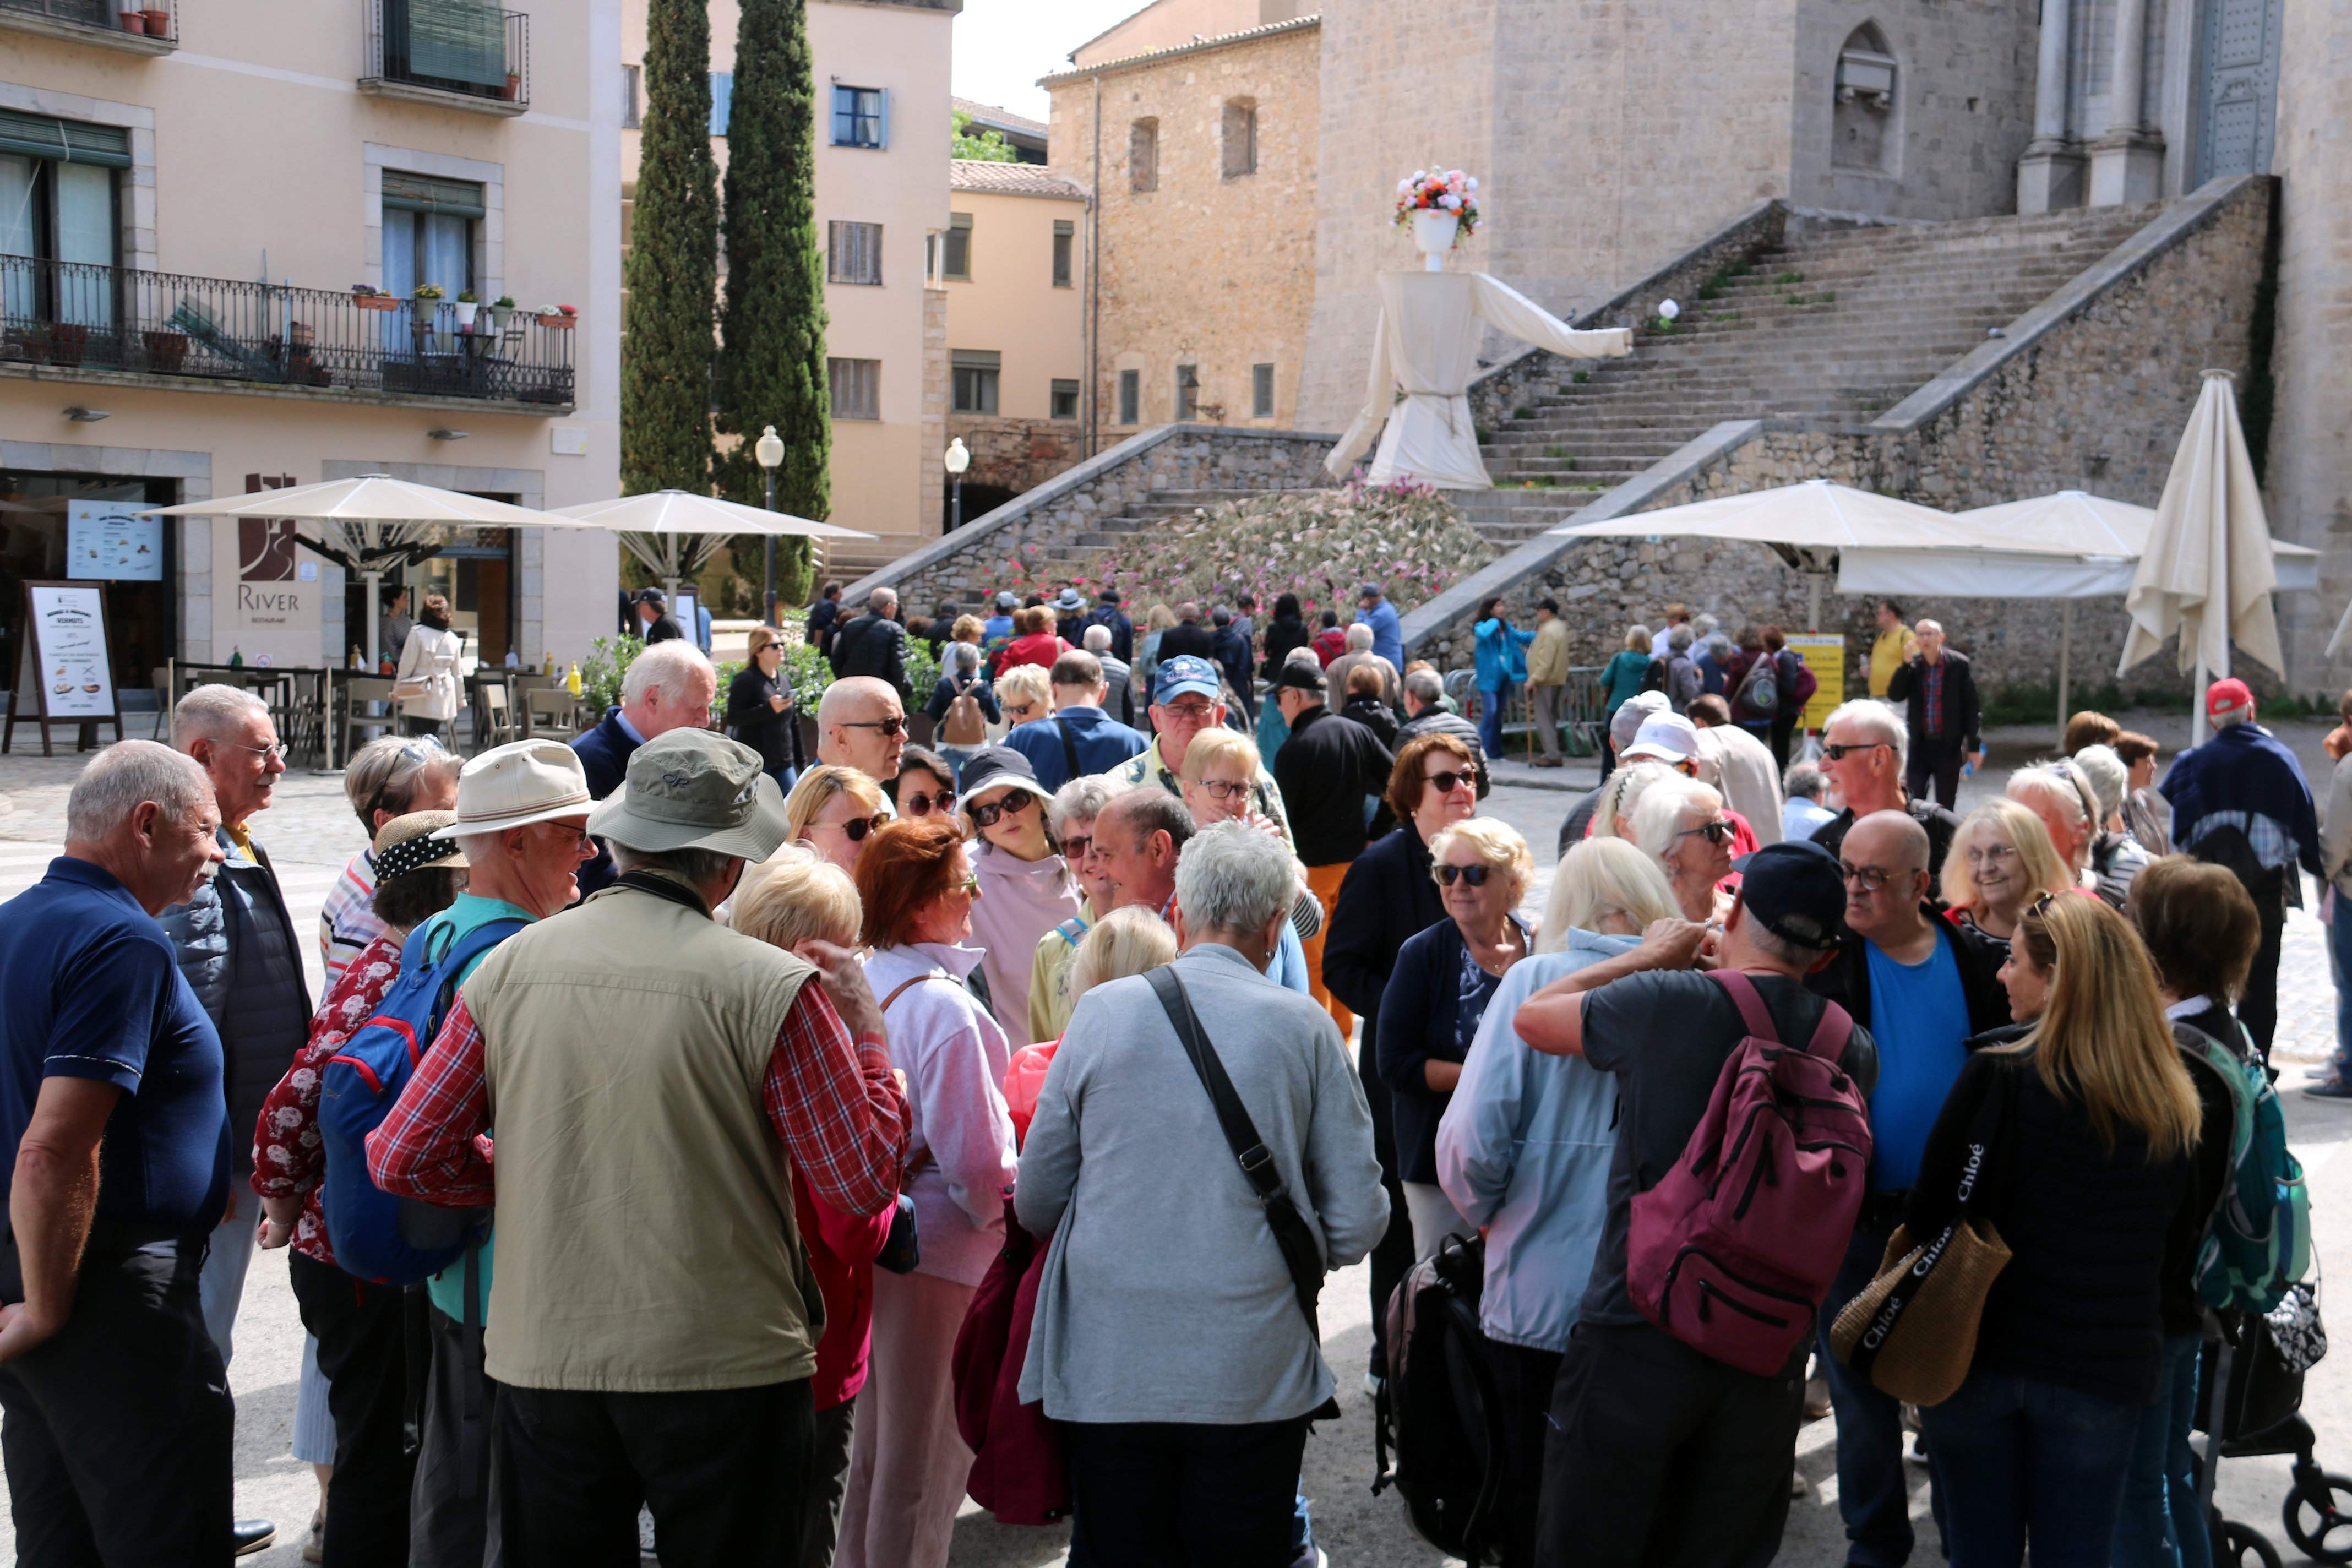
[1394,166,1480,243]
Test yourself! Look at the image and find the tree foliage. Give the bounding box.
[622,0,718,494]
[951,110,1021,163]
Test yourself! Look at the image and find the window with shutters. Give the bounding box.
[1222,100,1257,178]
[951,349,999,415]
[381,172,482,302]
[0,113,125,329]
[371,0,524,108]
[829,221,883,286]
[1052,220,1074,288]
[622,64,641,128]
[1129,118,1158,192]
[1118,368,1140,425]
[829,357,881,420]
[1174,363,1199,420]
[943,213,972,281]
[1252,363,1275,419]
[1050,379,1080,420]
[832,85,886,148]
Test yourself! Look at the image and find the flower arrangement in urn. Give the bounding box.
[1395,166,1479,267]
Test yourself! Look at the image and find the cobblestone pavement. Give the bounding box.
[3,725,2348,1566]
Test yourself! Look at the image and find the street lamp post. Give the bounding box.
[755,424,785,628]
[944,436,971,533]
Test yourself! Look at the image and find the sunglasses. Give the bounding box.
[2025,892,2059,919]
[970,792,1037,829]
[1059,834,1092,861]
[899,790,950,816]
[1435,863,1493,888]
[1678,819,1735,847]
[1424,769,1478,796]
[1821,741,1891,762]
[812,813,890,842]
[1004,703,1039,718]
[951,873,982,897]
[839,716,908,738]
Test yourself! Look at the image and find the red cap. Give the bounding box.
[2206,678,2254,721]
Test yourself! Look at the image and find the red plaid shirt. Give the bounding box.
[366,983,908,1219]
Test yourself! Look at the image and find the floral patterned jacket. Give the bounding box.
[250,933,404,1268]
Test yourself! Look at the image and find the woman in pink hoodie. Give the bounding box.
[955,748,1081,1046]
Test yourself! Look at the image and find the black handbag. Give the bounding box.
[1146,967,1344,1421]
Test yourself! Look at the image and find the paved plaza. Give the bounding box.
[1,719,2346,1567]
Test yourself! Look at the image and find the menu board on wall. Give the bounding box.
[4,580,122,756]
[66,499,164,582]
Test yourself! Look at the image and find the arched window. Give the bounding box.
[1833,24,1899,172]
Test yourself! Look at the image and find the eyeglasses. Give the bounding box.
[1059,834,1092,861]
[951,873,982,897]
[1839,861,1896,890]
[1821,741,1891,762]
[1435,863,1493,888]
[970,792,1037,829]
[1423,769,1478,796]
[839,716,908,738]
[231,741,290,763]
[1196,778,1251,802]
[899,790,949,816]
[811,813,890,842]
[1159,701,1218,722]
[1964,842,2018,867]
[1678,818,1734,847]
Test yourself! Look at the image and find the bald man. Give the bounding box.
[1806,809,2007,1568]
[816,675,907,791]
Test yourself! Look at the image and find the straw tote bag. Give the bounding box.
[1831,1064,2015,1407]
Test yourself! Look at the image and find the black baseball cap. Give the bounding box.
[1729,839,1845,951]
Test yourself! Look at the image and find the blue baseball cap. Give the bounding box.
[1153,655,1222,705]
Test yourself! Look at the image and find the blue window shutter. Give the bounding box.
[878,89,890,149]
[710,73,733,136]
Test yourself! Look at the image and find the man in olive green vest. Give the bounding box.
[370,729,910,1566]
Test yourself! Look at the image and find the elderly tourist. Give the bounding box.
[1436,837,1680,1568]
[830,586,913,699]
[0,742,237,1560]
[1275,656,1396,1032]
[1210,606,1258,723]
[1556,695,1670,853]
[998,604,1073,673]
[1885,618,1983,809]
[320,732,461,982]
[2064,707,2122,755]
[808,581,845,661]
[1005,650,1148,791]
[1108,655,1296,837]
[573,639,718,896]
[1597,624,1654,777]
[2116,857,2262,1564]
[1324,732,1480,1389]
[1089,788,1196,923]
[1082,623,1137,727]
[1027,776,1121,1043]
[728,847,902,1568]
[782,764,893,877]
[392,591,465,741]
[1327,620,1402,716]
[926,640,1000,777]
[1939,797,2079,965]
[2072,743,2155,905]
[2115,730,2171,854]
[1689,694,1784,846]
[840,819,1019,1568]
[1356,581,1406,669]
[993,662,1053,732]
[1376,817,1533,1257]
[889,745,959,824]
[1397,665,1489,785]
[1587,760,1675,846]
[633,587,686,644]
[1526,598,1572,768]
[816,673,910,791]
[255,810,466,1568]
[728,624,805,793]
[1342,662,1402,750]
[159,684,311,1428]
[1908,896,2199,1568]
[1632,776,1734,923]
[1086,587,1135,664]
[1004,905,1182,1144]
[1178,726,1320,990]
[955,748,1082,1045]
[1017,821,1387,1562]
[1810,696,1964,883]
[1783,758,1837,843]
[371,729,907,1563]
[2006,762,2101,894]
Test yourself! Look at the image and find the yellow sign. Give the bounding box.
[1784,634,1845,731]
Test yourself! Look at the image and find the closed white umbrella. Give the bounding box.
[548,489,873,606]
[2116,370,2280,742]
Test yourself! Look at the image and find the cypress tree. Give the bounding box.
[715,0,829,609]
[622,0,718,495]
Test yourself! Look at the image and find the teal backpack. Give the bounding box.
[2177,1020,2310,1314]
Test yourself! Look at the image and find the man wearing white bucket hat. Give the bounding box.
[372,728,910,1564]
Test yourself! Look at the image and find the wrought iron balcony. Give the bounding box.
[361,0,528,115]
[0,0,177,51]
[0,257,576,409]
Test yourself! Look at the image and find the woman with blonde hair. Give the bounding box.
[1939,798,2076,962]
[728,847,892,1568]
[1002,905,1179,1144]
[1177,725,1319,990]
[727,624,804,791]
[992,662,1052,731]
[1133,602,1178,694]
[1597,625,1655,777]
[1436,837,1679,1565]
[1908,894,2202,1568]
[782,764,891,875]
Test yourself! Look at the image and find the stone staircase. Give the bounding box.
[921,488,1265,615]
[1478,203,2162,493]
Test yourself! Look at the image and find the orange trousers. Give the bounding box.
[1303,859,1354,1037]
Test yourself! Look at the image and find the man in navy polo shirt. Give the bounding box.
[0,741,238,1561]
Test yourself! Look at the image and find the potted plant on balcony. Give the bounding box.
[454,291,480,330]
[118,9,145,32]
[535,303,578,329]
[143,329,189,373]
[489,295,516,333]
[141,7,168,35]
[45,324,90,367]
[352,285,399,312]
[412,284,445,305]
[503,70,521,101]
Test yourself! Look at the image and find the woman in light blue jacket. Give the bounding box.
[1472,596,1536,758]
[1434,836,1680,1568]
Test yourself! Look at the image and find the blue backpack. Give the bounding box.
[316,919,524,1284]
[2177,1019,2310,1314]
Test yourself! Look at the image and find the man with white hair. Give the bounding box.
[0,742,242,1561]
[1687,695,1784,847]
[828,586,911,700]
[1006,650,1147,791]
[1807,697,1962,885]
[1396,666,1488,801]
[1325,621,1400,714]
[157,686,312,1398]
[571,639,717,897]
[816,674,908,796]
[2070,743,2153,907]
[1884,618,1981,809]
[1081,623,1135,726]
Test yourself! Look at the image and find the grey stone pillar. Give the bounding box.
[2089,0,2166,203]
[2019,0,2087,211]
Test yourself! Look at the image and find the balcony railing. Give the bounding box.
[0,0,177,48]
[361,0,528,113]
[0,256,575,408]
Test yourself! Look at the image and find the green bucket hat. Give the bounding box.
[586,728,790,862]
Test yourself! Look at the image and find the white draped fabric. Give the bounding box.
[1324,271,1634,490]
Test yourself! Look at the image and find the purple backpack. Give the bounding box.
[1626,970,1871,1375]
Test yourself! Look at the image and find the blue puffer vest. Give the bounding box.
[156,829,313,1175]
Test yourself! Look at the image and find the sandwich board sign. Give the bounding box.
[5,580,123,756]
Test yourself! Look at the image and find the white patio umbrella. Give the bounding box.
[547,489,873,606]
[142,475,596,665]
[2116,370,2281,743]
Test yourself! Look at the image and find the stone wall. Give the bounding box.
[945,414,1087,496]
[844,423,1338,611]
[1044,20,1321,439]
[1406,176,2275,706]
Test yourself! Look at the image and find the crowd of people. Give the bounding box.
[0,571,2337,1568]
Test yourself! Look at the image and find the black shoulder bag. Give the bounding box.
[1053,716,1084,784]
[1145,966,1344,1420]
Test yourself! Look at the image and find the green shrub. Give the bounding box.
[1571,369,1589,384]
[1772,270,1804,285]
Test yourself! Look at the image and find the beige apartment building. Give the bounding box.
[621,0,954,573]
[0,0,622,685]
[941,156,1086,516]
